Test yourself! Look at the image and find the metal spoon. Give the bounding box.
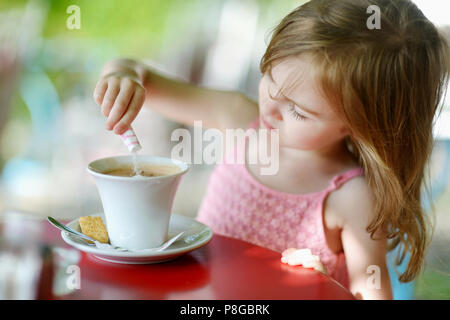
[47,216,97,245]
[47,216,185,252]
[147,231,185,252]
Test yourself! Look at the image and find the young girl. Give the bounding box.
[93,0,449,299]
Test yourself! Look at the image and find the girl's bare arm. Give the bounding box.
[332,177,394,300]
[94,58,259,134]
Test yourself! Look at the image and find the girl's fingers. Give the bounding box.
[113,87,145,135]
[93,80,108,105]
[105,81,135,130]
[101,79,120,117]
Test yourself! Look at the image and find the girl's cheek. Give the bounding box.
[281,123,308,146]
[285,122,327,149]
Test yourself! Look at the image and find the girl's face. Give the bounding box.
[258,55,349,151]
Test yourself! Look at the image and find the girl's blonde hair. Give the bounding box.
[261,0,450,282]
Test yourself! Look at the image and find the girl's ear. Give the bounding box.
[340,126,350,136]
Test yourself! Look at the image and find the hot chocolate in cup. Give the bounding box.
[87,156,190,250]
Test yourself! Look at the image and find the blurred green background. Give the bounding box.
[0,0,299,217]
[0,0,448,300]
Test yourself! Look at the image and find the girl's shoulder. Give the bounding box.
[325,171,374,229]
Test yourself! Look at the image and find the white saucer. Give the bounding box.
[61,213,213,264]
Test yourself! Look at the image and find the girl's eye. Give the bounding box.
[288,103,308,121]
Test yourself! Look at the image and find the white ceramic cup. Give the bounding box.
[87,155,190,250]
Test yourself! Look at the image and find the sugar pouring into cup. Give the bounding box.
[120,127,141,153]
[119,127,142,176]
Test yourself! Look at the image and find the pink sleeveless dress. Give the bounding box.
[196,119,365,289]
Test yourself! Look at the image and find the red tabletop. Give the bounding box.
[42,219,355,300]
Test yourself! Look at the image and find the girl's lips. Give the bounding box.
[261,117,275,130]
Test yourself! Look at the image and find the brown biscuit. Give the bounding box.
[79,216,109,244]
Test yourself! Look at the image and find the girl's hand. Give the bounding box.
[281,248,327,274]
[93,71,146,135]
